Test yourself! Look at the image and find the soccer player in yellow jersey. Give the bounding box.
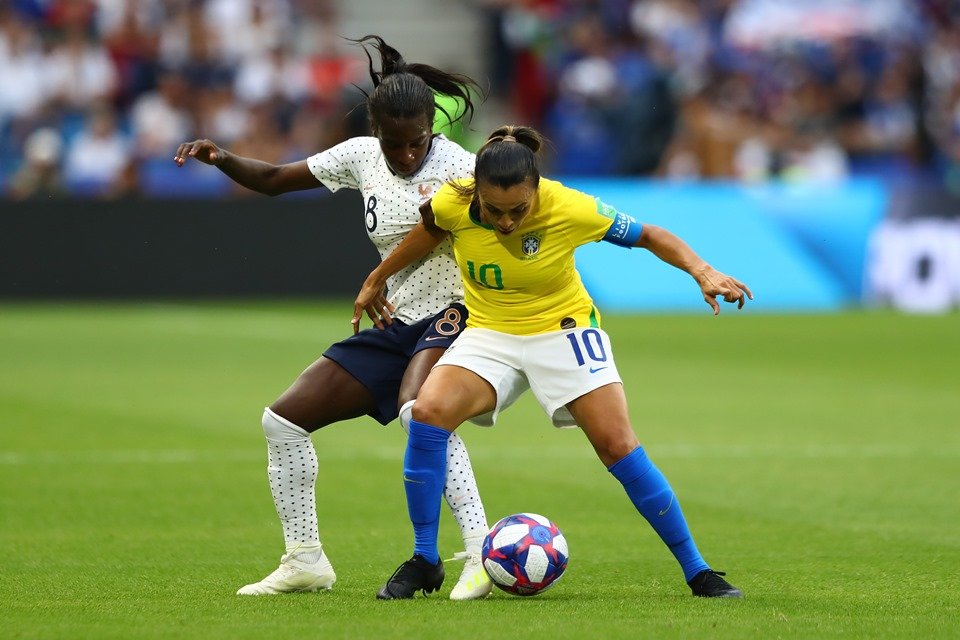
[355,125,753,600]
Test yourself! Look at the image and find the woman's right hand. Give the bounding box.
[352,273,395,334]
[174,139,224,167]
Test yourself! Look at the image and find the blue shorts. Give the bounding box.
[322,303,468,425]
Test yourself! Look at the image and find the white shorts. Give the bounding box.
[434,327,623,428]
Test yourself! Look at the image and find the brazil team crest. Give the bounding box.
[521,232,542,256]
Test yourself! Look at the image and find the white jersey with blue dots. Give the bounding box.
[307,134,474,324]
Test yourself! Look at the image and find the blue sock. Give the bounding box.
[404,419,450,565]
[608,446,709,582]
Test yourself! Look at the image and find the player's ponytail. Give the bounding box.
[351,35,482,130]
[356,34,407,81]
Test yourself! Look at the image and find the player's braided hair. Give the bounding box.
[450,125,544,201]
[351,35,482,129]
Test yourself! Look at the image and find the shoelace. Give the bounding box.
[263,563,300,581]
[692,570,725,583]
[264,547,323,581]
[443,551,480,564]
[388,558,427,583]
[692,569,735,592]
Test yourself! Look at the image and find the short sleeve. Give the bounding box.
[430,181,472,232]
[556,184,619,246]
[306,139,371,192]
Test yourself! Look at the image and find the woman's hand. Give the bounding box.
[174,139,225,167]
[693,266,753,315]
[351,274,396,334]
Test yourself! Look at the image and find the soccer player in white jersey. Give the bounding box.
[355,125,752,600]
[173,36,492,600]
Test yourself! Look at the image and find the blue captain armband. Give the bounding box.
[601,210,643,247]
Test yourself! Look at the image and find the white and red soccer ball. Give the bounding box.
[481,513,568,596]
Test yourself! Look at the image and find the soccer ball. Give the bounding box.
[481,513,568,596]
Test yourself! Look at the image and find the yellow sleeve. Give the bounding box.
[549,181,616,246]
[430,181,473,232]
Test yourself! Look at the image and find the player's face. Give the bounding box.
[477,180,537,236]
[374,115,433,178]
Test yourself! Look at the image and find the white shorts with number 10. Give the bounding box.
[434,327,623,428]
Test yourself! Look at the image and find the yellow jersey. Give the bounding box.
[431,178,620,335]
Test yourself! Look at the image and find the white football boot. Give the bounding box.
[237,546,336,595]
[447,551,492,601]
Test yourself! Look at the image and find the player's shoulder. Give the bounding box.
[432,179,474,225]
[435,178,474,202]
[427,135,475,167]
[539,178,593,208]
[540,177,581,197]
[535,179,601,232]
[308,136,378,166]
[334,136,380,155]
[431,134,472,155]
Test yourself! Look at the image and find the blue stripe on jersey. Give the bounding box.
[601,210,643,247]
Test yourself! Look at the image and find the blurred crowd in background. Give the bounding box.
[2,0,960,199]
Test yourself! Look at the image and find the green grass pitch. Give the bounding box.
[1,302,957,639]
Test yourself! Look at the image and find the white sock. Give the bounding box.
[400,400,488,553]
[444,432,488,553]
[261,407,321,554]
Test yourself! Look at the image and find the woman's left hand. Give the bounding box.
[694,267,753,315]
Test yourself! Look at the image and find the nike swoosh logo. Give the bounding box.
[424,335,450,341]
[403,475,425,484]
[589,366,609,373]
[658,494,674,516]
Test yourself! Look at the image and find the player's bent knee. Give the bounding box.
[267,397,310,429]
[410,400,453,428]
[596,437,641,467]
[262,407,310,441]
